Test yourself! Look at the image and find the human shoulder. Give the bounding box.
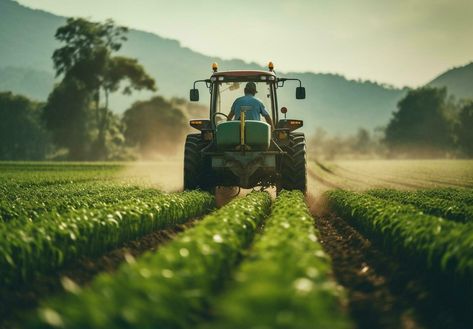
[252,96,265,106]
[232,95,245,106]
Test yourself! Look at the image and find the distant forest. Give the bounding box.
[310,87,473,159]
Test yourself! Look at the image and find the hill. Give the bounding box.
[428,62,473,101]
[0,0,408,134]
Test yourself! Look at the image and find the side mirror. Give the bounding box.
[190,88,200,102]
[296,87,306,99]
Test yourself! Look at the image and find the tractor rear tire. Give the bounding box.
[278,132,307,194]
[183,134,213,192]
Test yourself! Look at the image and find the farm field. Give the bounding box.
[309,159,473,191]
[1,160,473,329]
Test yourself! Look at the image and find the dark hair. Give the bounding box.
[244,82,257,95]
[244,87,256,95]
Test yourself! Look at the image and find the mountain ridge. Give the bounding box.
[428,62,473,100]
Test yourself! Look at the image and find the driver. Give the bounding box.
[227,82,274,129]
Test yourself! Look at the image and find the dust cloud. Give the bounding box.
[119,160,184,192]
[118,159,334,208]
[119,160,251,207]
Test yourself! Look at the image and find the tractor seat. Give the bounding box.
[216,120,271,151]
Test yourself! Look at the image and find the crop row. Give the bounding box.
[206,191,351,329]
[416,188,473,205]
[367,189,473,223]
[0,162,123,189]
[327,190,473,287]
[0,182,163,222]
[29,192,271,329]
[0,190,214,287]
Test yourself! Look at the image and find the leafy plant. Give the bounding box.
[0,190,214,287]
[206,190,351,329]
[28,192,271,329]
[367,188,473,222]
[327,190,473,286]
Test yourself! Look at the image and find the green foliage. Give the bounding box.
[43,78,94,160]
[417,187,473,205]
[53,18,127,80]
[46,18,156,160]
[384,87,454,157]
[0,181,163,222]
[0,162,123,187]
[367,188,473,223]
[327,190,473,284]
[0,92,51,160]
[28,192,271,329]
[104,56,156,95]
[123,96,188,155]
[455,101,473,157]
[206,191,351,329]
[0,184,214,287]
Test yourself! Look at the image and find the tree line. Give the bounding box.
[0,18,201,161]
[310,87,473,160]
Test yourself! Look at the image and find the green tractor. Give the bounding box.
[184,62,307,195]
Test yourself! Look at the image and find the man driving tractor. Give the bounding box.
[185,62,307,193]
[227,82,274,129]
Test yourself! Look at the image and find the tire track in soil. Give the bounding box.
[308,194,473,329]
[0,220,197,329]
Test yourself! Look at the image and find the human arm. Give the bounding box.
[263,114,274,130]
[260,103,274,130]
[227,109,234,121]
[227,101,236,120]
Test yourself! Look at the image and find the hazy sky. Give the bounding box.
[17,0,473,87]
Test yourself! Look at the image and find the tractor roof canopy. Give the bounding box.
[211,70,276,82]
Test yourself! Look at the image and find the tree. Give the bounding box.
[384,87,454,157]
[43,78,94,160]
[456,101,473,157]
[123,96,187,157]
[46,18,156,160]
[0,92,51,160]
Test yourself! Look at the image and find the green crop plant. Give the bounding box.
[327,190,473,288]
[0,162,122,188]
[0,182,164,222]
[205,190,351,329]
[367,189,473,223]
[0,190,214,287]
[416,188,473,205]
[28,192,271,329]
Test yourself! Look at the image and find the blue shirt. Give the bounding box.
[231,94,270,120]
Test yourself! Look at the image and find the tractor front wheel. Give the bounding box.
[277,132,307,194]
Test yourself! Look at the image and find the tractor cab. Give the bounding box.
[184,62,307,194]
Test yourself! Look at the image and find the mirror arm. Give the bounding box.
[193,79,211,89]
[276,78,302,87]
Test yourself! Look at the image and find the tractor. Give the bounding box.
[184,62,307,195]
